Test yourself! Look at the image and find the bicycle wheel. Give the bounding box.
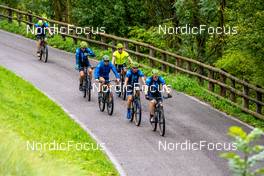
[130,102,134,122]
[122,86,126,100]
[44,46,48,63]
[83,78,87,98]
[39,46,43,61]
[151,111,158,131]
[134,99,141,126]
[117,75,123,97]
[87,78,91,101]
[107,93,114,115]
[158,108,165,136]
[98,93,105,112]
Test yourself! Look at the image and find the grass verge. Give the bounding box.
[0,19,263,130]
[0,66,118,175]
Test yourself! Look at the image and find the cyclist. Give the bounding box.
[34,19,51,56]
[94,55,120,94]
[75,41,96,91]
[112,43,133,91]
[144,69,171,122]
[124,62,145,119]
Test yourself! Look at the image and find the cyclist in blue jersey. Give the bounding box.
[144,69,171,122]
[34,19,51,56]
[94,55,120,93]
[124,62,145,119]
[75,41,96,91]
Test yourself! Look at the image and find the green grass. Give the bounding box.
[0,66,118,175]
[0,19,263,130]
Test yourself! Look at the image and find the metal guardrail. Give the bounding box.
[0,4,263,120]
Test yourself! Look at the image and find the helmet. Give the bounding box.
[103,55,110,61]
[37,20,43,26]
[116,43,124,49]
[131,62,139,68]
[152,69,159,75]
[80,41,88,48]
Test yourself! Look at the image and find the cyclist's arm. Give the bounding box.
[159,77,170,94]
[75,49,80,66]
[112,55,116,65]
[94,64,100,79]
[124,77,129,87]
[111,63,120,79]
[144,77,151,95]
[127,55,133,65]
[86,48,96,57]
[139,70,145,84]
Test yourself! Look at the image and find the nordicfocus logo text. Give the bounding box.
[158,140,237,151]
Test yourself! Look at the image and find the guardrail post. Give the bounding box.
[112,40,116,53]
[187,61,192,77]
[175,58,182,74]
[149,48,155,67]
[124,41,128,50]
[101,36,107,50]
[208,70,215,92]
[198,66,204,86]
[72,28,78,44]
[17,12,21,26]
[243,85,249,109]
[28,13,33,27]
[220,73,226,97]
[59,25,66,41]
[135,45,140,62]
[161,53,167,72]
[230,79,236,102]
[256,88,262,114]
[8,9,12,23]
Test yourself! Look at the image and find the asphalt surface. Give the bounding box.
[0,30,260,176]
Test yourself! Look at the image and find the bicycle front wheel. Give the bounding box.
[151,111,158,131]
[87,78,91,101]
[107,93,114,116]
[134,99,141,126]
[98,93,105,112]
[158,109,165,136]
[44,46,48,63]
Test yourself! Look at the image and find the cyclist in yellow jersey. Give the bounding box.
[112,43,133,94]
[112,43,133,74]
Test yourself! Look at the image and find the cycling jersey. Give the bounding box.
[126,69,144,96]
[75,48,95,71]
[126,69,144,85]
[145,76,166,97]
[34,22,49,37]
[94,61,120,81]
[113,50,129,65]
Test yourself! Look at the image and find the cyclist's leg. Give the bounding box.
[99,77,105,93]
[88,67,93,82]
[79,68,85,91]
[126,85,133,118]
[149,96,157,121]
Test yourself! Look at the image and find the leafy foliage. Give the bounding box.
[221,127,264,176]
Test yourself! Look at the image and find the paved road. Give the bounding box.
[0,30,257,176]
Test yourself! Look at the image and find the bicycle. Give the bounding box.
[129,85,142,126]
[38,37,48,63]
[82,66,94,101]
[98,80,116,116]
[116,66,127,100]
[147,94,172,136]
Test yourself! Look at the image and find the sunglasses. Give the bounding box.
[118,48,123,50]
[104,60,109,62]
[132,67,138,69]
